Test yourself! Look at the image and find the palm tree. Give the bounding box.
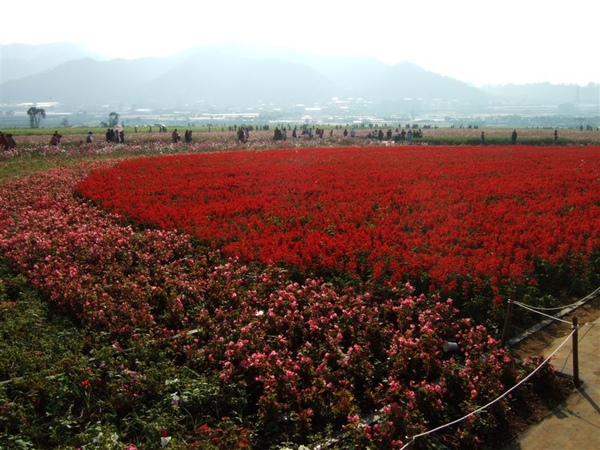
[27,107,46,128]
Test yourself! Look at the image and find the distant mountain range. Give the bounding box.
[1,42,599,113]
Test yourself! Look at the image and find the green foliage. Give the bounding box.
[0,260,253,448]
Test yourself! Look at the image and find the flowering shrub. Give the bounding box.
[1,145,596,448]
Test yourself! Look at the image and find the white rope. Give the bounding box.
[510,286,599,312]
[512,300,572,325]
[399,327,578,450]
[520,303,579,312]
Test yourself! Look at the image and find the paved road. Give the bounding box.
[512,316,600,450]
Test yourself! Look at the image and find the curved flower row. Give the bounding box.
[0,159,560,448]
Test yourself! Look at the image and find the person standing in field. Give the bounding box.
[4,133,17,149]
[172,129,181,143]
[511,129,517,144]
[237,127,246,143]
[50,131,62,148]
[86,131,93,144]
[554,129,558,143]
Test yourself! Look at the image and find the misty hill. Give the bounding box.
[482,83,599,105]
[0,42,104,82]
[187,43,393,91]
[144,47,339,107]
[1,43,489,110]
[3,57,181,106]
[1,43,597,114]
[359,61,489,104]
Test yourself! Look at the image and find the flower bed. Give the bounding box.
[77,146,600,322]
[1,144,598,448]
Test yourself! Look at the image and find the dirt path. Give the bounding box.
[503,296,600,449]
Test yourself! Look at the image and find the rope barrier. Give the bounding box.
[506,286,599,347]
[511,300,573,324]
[510,286,600,312]
[399,326,578,450]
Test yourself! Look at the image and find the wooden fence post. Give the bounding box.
[572,317,580,389]
[501,299,514,347]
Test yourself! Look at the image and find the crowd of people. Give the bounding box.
[364,128,424,142]
[0,126,574,154]
[267,125,427,143]
[271,125,338,141]
[171,129,195,143]
[106,128,125,143]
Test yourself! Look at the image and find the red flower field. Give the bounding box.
[77,145,600,309]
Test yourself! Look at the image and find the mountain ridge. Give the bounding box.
[1,42,598,112]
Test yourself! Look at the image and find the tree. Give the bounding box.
[27,107,46,128]
[108,112,120,127]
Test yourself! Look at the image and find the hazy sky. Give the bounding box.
[2,0,598,86]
